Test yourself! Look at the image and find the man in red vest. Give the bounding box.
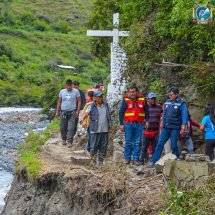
[119,85,149,165]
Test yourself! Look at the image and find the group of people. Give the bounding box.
[119,85,215,166]
[56,80,215,167]
[56,79,110,166]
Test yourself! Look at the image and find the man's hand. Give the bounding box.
[109,128,112,133]
[145,122,149,130]
[55,111,60,118]
[76,110,80,118]
[80,119,87,128]
[120,125,125,132]
[180,125,186,135]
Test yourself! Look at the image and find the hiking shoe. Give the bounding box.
[62,140,66,145]
[133,161,142,166]
[98,161,104,166]
[67,142,73,148]
[124,160,130,165]
[144,162,154,168]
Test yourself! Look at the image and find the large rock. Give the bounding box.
[113,150,124,162]
[185,154,210,162]
[112,134,124,162]
[163,159,215,189]
[154,153,177,173]
[70,150,90,165]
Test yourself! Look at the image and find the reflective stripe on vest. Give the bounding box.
[125,113,145,117]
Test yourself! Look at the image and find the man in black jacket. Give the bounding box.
[73,81,86,134]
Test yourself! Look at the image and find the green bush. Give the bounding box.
[161,179,215,215]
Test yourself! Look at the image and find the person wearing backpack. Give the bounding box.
[200,103,215,161]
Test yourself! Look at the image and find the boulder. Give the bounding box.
[70,150,90,165]
[163,159,215,189]
[112,134,124,162]
[154,153,177,173]
[185,154,210,162]
[113,150,124,162]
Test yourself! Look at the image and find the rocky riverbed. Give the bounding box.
[0,108,49,212]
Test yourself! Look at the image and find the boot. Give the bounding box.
[90,155,97,166]
[98,155,104,166]
[67,140,73,148]
[62,140,66,145]
[133,160,142,166]
[124,160,130,165]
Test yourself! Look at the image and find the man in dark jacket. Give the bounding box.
[146,87,188,167]
[73,81,86,110]
[80,92,112,166]
[73,81,86,135]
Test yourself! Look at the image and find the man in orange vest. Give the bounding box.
[119,85,149,165]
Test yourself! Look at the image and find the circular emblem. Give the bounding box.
[196,6,210,20]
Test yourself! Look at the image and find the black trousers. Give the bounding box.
[140,132,159,162]
[206,139,215,161]
[90,132,108,162]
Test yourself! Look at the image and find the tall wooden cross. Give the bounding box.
[87,13,129,44]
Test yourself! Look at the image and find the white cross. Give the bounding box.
[87,13,129,44]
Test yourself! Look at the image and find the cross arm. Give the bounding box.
[87,30,114,37]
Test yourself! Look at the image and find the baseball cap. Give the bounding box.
[147,92,157,99]
[93,91,103,97]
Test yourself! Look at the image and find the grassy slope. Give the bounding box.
[0,0,108,106]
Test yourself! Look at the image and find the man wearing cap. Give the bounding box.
[56,79,81,146]
[119,85,149,165]
[80,92,112,166]
[146,87,188,167]
[139,92,163,164]
[80,90,95,152]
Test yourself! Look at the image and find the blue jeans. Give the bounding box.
[124,122,143,161]
[152,128,180,164]
[179,137,194,155]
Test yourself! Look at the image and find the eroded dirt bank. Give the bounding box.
[1,135,165,215]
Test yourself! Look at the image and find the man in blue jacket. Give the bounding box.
[146,87,188,167]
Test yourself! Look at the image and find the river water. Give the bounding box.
[0,108,49,212]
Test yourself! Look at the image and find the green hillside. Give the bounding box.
[0,0,108,107]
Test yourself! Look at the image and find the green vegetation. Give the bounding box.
[16,119,59,178]
[90,0,215,102]
[0,0,108,107]
[161,178,215,215]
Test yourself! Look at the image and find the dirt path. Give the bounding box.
[37,134,166,214]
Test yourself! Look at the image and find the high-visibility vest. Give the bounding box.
[124,94,145,123]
